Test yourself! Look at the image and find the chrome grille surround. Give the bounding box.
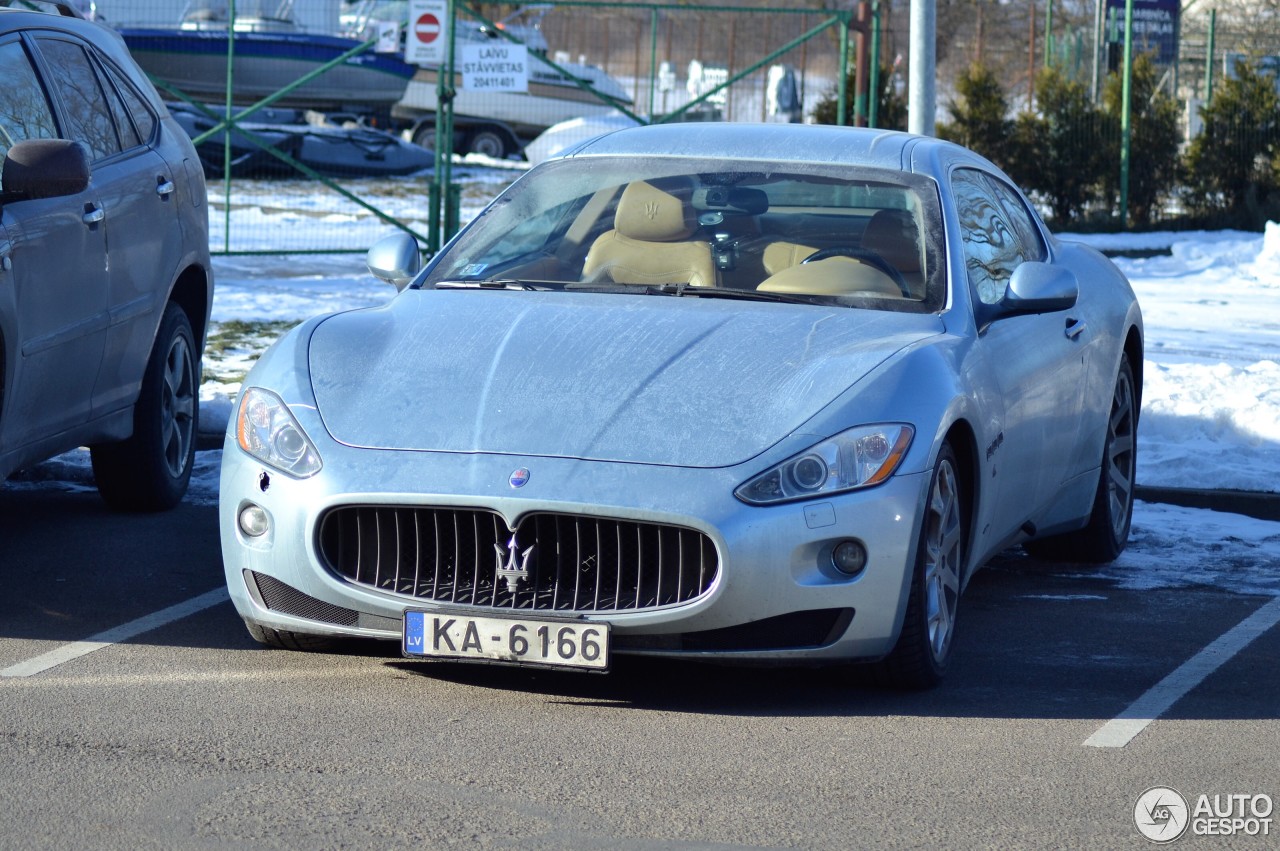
[316,506,719,613]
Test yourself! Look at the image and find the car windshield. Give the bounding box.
[421,156,946,312]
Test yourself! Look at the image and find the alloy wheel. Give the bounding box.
[1106,366,1137,540]
[923,457,963,663]
[160,333,196,478]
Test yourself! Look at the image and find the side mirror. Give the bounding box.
[366,232,421,292]
[2,139,91,200]
[1000,261,1078,315]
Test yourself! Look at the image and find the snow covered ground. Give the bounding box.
[5,177,1278,598]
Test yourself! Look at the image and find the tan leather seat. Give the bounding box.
[861,208,923,295]
[758,256,902,297]
[582,181,715,287]
[762,241,818,275]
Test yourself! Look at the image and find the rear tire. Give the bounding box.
[1024,355,1137,563]
[91,302,198,512]
[877,443,965,690]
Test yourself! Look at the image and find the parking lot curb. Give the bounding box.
[1136,485,1280,522]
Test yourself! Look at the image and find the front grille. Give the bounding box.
[317,506,719,613]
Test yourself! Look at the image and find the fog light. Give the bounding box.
[238,504,270,537]
[831,540,867,576]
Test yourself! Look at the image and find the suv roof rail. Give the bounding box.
[0,0,86,19]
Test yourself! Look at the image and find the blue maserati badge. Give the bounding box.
[509,467,530,488]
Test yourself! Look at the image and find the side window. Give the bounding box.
[101,61,155,145]
[952,168,1046,306]
[0,39,59,175]
[35,37,122,161]
[987,176,1046,263]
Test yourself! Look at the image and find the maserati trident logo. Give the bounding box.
[494,534,534,593]
[643,201,661,220]
[509,467,530,488]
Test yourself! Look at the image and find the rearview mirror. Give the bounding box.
[366,232,421,292]
[2,139,91,201]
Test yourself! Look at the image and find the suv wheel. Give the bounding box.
[91,302,198,511]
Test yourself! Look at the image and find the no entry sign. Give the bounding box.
[415,14,441,44]
[405,0,449,66]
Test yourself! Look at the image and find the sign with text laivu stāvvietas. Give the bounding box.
[460,42,528,92]
[1105,0,1179,65]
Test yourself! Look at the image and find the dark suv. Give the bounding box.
[0,3,212,510]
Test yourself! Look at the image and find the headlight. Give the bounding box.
[235,387,323,478]
[735,424,914,505]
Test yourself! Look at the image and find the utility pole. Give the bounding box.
[908,0,936,135]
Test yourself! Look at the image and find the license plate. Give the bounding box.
[403,610,610,671]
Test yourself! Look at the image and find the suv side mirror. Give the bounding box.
[2,139,91,201]
[366,232,422,292]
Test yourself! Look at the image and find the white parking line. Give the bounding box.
[0,588,229,678]
[1085,595,1280,748]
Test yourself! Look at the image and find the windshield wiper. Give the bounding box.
[646,284,834,305]
[433,279,541,291]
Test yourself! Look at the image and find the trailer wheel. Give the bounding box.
[466,125,514,159]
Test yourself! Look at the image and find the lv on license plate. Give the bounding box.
[403,610,610,670]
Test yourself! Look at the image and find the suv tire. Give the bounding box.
[91,302,198,511]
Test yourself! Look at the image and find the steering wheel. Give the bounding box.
[801,246,910,296]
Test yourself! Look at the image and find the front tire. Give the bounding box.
[1025,355,1137,563]
[878,443,965,689]
[91,302,198,511]
[244,620,339,652]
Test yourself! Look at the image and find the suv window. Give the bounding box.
[102,60,156,144]
[35,36,126,161]
[952,168,1047,305]
[0,39,59,174]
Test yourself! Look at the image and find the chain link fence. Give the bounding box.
[88,0,859,254]
[86,0,1280,245]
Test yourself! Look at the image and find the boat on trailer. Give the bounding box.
[117,1,417,121]
[343,1,634,159]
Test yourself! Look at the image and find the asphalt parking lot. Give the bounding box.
[1,485,1277,849]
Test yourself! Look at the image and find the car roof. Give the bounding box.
[560,122,981,174]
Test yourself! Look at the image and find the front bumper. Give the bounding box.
[220,432,929,664]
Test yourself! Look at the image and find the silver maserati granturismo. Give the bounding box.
[219,124,1142,688]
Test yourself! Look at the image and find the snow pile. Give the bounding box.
[1246,220,1280,286]
[1070,226,1280,494]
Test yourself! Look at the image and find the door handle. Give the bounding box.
[1065,317,1086,340]
[156,178,175,198]
[82,205,105,226]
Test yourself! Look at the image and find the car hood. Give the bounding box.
[308,290,943,467]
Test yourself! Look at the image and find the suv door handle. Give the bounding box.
[1065,317,1087,340]
[82,205,105,226]
[156,177,175,198]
